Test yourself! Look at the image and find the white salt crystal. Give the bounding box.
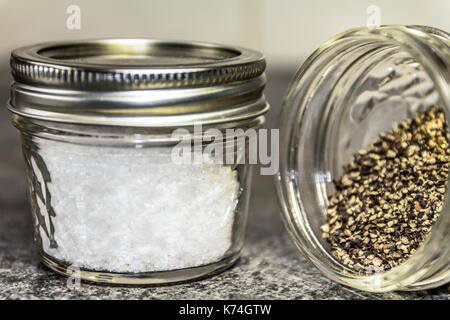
[33,138,240,273]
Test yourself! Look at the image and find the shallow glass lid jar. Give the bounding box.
[276,25,449,292]
[8,39,268,285]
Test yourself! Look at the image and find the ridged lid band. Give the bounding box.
[9,39,268,127]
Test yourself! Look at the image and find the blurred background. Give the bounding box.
[1,0,449,71]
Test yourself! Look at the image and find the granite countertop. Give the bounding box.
[0,71,448,300]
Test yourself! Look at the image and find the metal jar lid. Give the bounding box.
[9,39,268,127]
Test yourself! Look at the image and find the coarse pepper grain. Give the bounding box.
[321,106,449,273]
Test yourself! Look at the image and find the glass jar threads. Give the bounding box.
[8,39,268,284]
[276,25,449,292]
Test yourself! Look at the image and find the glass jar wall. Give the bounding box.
[14,116,260,284]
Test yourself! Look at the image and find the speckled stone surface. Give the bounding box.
[0,71,448,300]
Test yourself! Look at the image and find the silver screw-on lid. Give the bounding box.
[9,39,268,127]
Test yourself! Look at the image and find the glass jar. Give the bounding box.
[8,39,268,284]
[276,25,449,292]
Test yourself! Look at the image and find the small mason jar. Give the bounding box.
[8,39,268,284]
[276,25,449,292]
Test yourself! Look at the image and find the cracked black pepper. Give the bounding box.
[321,106,449,273]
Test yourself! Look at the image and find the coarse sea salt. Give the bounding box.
[32,138,240,273]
